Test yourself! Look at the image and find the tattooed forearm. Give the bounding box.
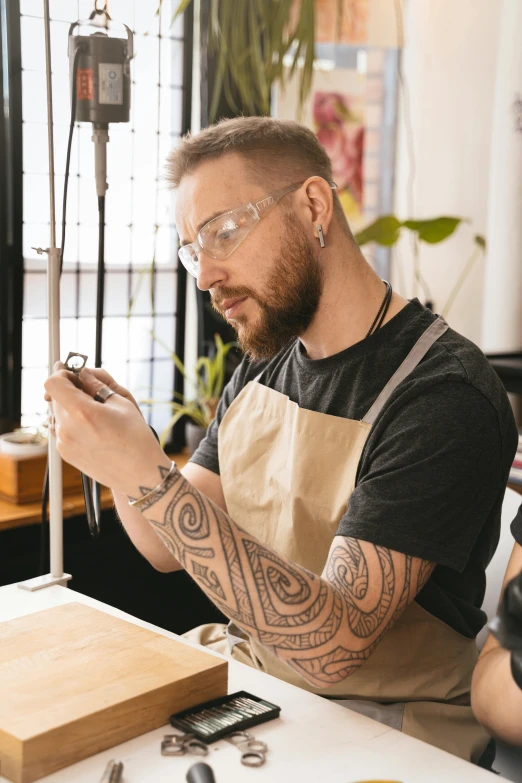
[130,466,434,688]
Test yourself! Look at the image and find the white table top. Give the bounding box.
[0,582,507,783]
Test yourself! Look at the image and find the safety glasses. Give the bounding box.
[178,180,337,278]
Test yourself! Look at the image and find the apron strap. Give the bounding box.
[362,316,449,426]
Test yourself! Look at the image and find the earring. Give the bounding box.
[317,225,325,248]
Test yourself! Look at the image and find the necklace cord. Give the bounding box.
[366,280,393,338]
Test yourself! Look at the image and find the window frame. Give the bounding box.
[0,1,193,446]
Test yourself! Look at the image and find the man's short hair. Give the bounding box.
[166,116,348,224]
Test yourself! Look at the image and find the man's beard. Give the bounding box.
[211,214,323,361]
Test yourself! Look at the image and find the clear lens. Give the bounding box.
[178,244,199,277]
[200,204,259,260]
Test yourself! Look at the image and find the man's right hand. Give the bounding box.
[78,367,142,413]
[44,365,142,414]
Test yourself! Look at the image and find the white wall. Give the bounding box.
[393,0,501,347]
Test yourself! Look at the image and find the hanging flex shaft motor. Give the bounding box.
[68,17,133,197]
[58,11,134,536]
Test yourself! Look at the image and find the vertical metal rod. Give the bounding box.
[44,0,64,579]
[43,0,57,246]
[191,0,201,134]
[47,248,64,578]
[18,0,69,591]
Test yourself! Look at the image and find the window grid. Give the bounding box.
[20,0,184,438]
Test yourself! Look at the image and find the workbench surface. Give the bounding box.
[0,581,507,783]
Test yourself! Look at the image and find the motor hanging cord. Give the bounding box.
[60,45,82,274]
[92,192,107,528]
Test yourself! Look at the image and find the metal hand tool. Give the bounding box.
[64,352,100,537]
[186,761,217,783]
[100,759,123,782]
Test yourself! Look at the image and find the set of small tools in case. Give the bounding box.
[101,691,279,780]
[163,690,281,767]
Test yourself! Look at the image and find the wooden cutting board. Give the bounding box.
[0,602,228,783]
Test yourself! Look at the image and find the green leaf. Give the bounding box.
[354,216,402,247]
[402,217,462,244]
[172,0,193,22]
[474,234,486,249]
[167,0,317,119]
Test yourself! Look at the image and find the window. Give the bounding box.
[18,0,187,438]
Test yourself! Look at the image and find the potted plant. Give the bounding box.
[354,215,486,317]
[142,333,238,454]
[172,0,339,121]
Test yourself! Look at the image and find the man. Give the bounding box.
[472,507,522,746]
[45,117,518,764]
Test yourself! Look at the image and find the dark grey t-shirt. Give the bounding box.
[191,300,518,638]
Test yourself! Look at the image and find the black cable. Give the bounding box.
[95,195,106,368]
[60,44,82,274]
[91,193,106,536]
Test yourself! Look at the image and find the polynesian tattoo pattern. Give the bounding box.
[129,467,435,688]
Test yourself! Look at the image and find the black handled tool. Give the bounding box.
[186,761,217,783]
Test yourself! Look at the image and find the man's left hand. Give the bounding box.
[490,570,522,690]
[44,363,171,497]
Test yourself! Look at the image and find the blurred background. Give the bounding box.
[1,0,521,631]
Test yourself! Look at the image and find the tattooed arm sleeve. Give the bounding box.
[132,465,435,688]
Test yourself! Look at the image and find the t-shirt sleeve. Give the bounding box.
[511,504,522,545]
[336,381,511,572]
[188,359,250,476]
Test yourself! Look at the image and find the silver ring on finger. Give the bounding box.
[94,386,116,403]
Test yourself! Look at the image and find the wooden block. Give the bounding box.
[0,603,228,782]
[0,453,83,504]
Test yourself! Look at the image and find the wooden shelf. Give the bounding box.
[0,452,189,532]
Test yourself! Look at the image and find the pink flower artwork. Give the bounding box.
[313,91,365,218]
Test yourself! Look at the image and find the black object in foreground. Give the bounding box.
[186,762,216,783]
[489,570,522,689]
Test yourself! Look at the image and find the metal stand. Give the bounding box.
[18,0,71,591]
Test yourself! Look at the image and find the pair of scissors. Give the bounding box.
[224,730,268,767]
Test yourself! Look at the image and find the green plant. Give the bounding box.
[141,333,237,446]
[354,215,486,317]
[171,0,345,121]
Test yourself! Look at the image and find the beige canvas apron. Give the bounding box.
[184,317,490,763]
